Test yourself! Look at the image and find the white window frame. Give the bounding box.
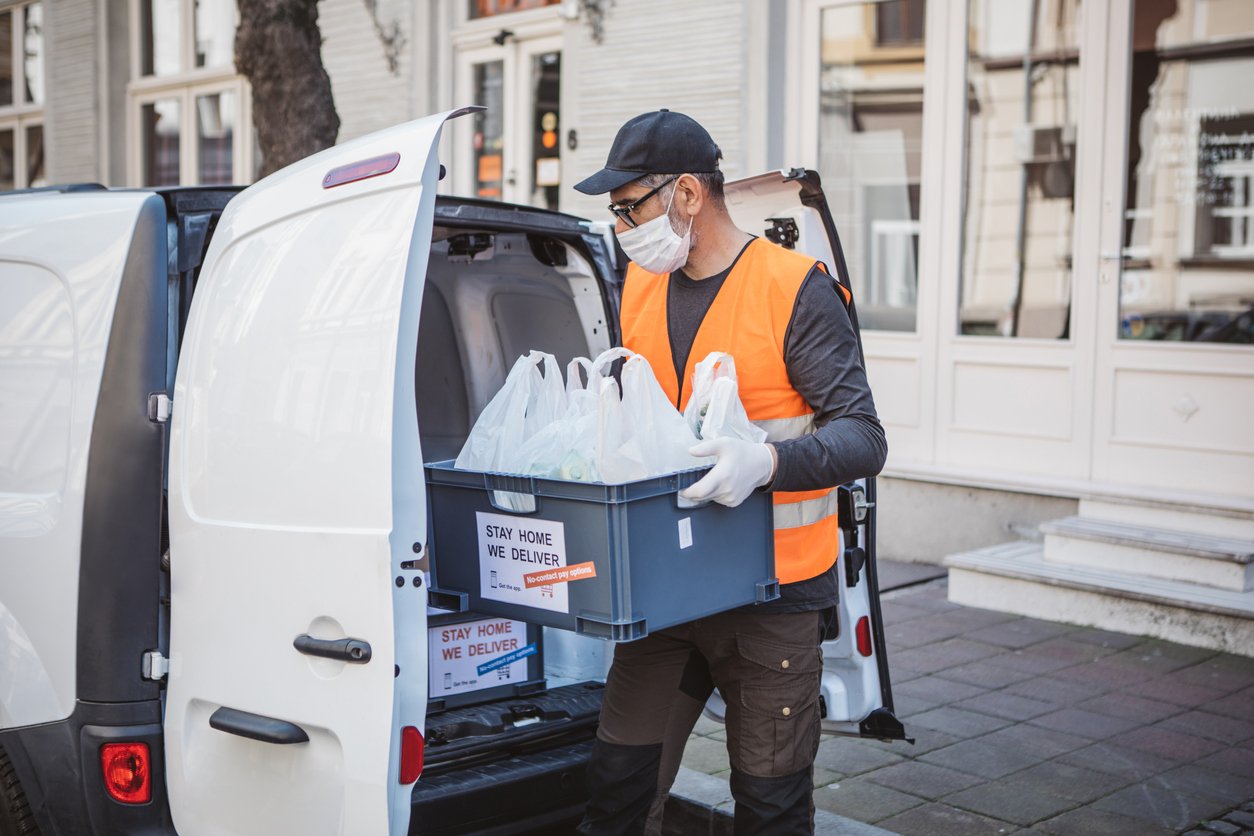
[126,0,252,186]
[0,1,44,190]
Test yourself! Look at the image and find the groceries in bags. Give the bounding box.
[454,348,760,484]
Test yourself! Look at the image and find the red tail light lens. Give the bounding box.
[101,742,151,804]
[400,726,424,784]
[856,616,873,657]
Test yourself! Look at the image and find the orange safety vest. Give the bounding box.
[621,237,849,585]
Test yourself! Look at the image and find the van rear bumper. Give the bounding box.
[410,738,593,835]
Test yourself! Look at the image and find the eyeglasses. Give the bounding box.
[607,176,677,228]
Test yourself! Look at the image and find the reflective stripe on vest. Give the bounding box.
[620,237,842,585]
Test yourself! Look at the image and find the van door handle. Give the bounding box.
[293,634,372,664]
[210,706,309,744]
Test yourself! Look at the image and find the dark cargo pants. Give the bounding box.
[578,608,823,836]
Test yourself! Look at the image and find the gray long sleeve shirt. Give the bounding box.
[665,238,887,611]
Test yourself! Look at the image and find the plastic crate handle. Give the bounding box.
[483,473,540,514]
[674,469,712,510]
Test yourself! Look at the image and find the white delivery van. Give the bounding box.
[0,107,907,836]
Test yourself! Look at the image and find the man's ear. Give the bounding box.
[675,173,704,217]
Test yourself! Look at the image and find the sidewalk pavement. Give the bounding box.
[669,564,1254,835]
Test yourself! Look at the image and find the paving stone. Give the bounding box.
[880,601,932,624]
[979,723,1091,759]
[1160,709,1254,744]
[815,738,907,776]
[1002,760,1135,804]
[1108,724,1228,762]
[1147,763,1254,806]
[1051,658,1157,689]
[1078,692,1184,724]
[812,767,843,788]
[1066,626,1145,650]
[892,694,937,718]
[1130,676,1227,708]
[812,777,926,823]
[1202,821,1242,835]
[1224,809,1254,828]
[955,690,1058,722]
[1203,691,1254,722]
[964,617,1075,649]
[1092,781,1231,831]
[1028,707,1142,739]
[985,637,1114,675]
[1180,829,1213,836]
[919,737,1049,779]
[861,760,984,800]
[876,801,1016,836]
[680,735,730,775]
[923,607,1022,633]
[893,675,987,707]
[1196,746,1254,776]
[890,639,1010,676]
[1035,807,1177,835]
[906,706,1012,738]
[1057,740,1178,779]
[1004,675,1107,705]
[884,618,970,650]
[939,660,1037,689]
[895,586,962,611]
[692,715,723,736]
[1171,656,1254,695]
[943,781,1080,826]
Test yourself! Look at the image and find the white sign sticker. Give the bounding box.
[428,617,531,698]
[678,517,693,550]
[476,511,570,613]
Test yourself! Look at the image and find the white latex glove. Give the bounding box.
[680,438,776,508]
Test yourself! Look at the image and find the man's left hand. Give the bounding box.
[681,438,776,507]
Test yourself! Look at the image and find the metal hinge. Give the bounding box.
[147,393,172,423]
[142,650,169,681]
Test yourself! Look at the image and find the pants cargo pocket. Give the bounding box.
[728,633,822,777]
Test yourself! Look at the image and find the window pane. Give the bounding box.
[468,0,559,20]
[960,0,1081,338]
[197,91,235,184]
[0,12,13,107]
[194,0,234,69]
[529,51,561,211]
[141,0,183,76]
[23,3,42,105]
[818,2,927,332]
[473,61,504,200]
[0,129,14,191]
[142,99,182,186]
[25,123,43,187]
[1119,0,1254,344]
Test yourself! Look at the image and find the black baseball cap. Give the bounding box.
[573,109,722,195]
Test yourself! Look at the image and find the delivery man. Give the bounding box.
[573,110,887,835]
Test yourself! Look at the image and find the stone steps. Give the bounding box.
[945,540,1254,657]
[1041,515,1254,592]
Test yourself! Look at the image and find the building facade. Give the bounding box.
[29,0,1254,649]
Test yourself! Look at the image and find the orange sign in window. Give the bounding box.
[477,153,502,184]
[470,0,559,20]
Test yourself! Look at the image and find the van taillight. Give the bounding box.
[856,616,873,657]
[400,726,423,784]
[101,742,151,804]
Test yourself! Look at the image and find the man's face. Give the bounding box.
[608,178,678,235]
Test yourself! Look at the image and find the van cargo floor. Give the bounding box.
[421,681,603,776]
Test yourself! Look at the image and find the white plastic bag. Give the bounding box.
[617,352,709,477]
[455,350,565,474]
[684,352,767,443]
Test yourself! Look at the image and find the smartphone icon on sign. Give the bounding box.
[490,570,498,588]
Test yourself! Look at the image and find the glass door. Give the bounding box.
[1091,0,1254,499]
[458,36,562,209]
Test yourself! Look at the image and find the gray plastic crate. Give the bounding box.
[425,460,779,642]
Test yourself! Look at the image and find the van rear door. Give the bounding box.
[165,108,477,836]
[723,169,909,742]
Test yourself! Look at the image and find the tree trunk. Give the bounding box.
[236,0,340,179]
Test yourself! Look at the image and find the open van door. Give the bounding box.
[717,169,910,743]
[165,108,478,836]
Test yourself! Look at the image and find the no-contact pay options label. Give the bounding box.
[476,511,570,613]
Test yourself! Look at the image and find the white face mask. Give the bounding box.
[615,186,693,274]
